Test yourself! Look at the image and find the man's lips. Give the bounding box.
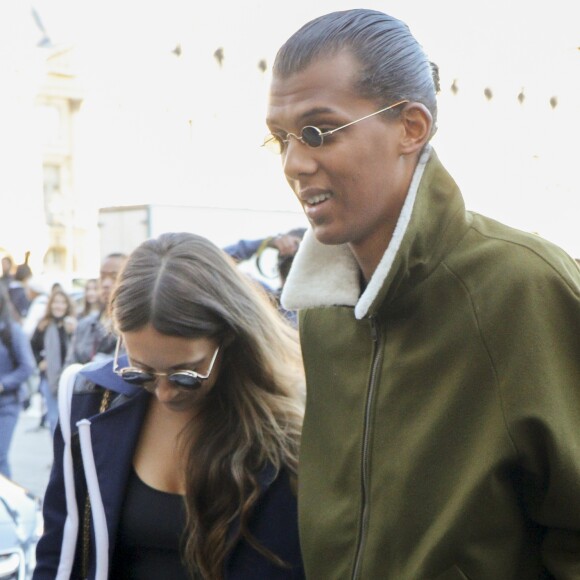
[300,188,332,206]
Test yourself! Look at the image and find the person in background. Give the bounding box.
[21,277,50,423]
[1,255,14,289]
[224,228,306,325]
[30,289,77,434]
[223,228,305,265]
[22,277,50,339]
[265,9,580,578]
[271,228,307,286]
[0,284,35,478]
[34,232,304,579]
[8,262,33,320]
[77,278,102,319]
[50,282,64,294]
[65,253,127,365]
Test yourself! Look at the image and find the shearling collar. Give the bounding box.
[281,145,433,319]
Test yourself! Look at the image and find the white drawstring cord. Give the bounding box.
[55,363,83,580]
[77,418,109,580]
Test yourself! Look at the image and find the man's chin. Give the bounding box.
[311,224,347,246]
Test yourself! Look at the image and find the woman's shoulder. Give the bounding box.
[31,321,47,336]
[5,320,33,349]
[250,465,299,536]
[258,465,297,509]
[228,465,303,578]
[73,312,100,335]
[7,320,27,337]
[75,356,142,397]
[60,359,146,428]
[60,358,143,417]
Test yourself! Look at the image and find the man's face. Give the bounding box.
[2,258,11,276]
[267,51,411,265]
[99,256,125,306]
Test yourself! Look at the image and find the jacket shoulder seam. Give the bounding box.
[440,261,520,458]
[469,222,579,298]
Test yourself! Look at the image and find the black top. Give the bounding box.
[110,468,190,579]
[30,322,68,366]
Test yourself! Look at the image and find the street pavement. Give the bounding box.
[9,393,54,500]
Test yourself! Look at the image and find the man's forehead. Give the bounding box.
[267,52,364,122]
[271,53,358,92]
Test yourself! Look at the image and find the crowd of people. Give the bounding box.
[1,7,579,579]
[0,252,125,478]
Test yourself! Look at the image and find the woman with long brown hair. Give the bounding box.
[34,232,305,579]
[77,278,101,319]
[30,289,77,434]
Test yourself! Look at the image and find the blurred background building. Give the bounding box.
[37,46,86,276]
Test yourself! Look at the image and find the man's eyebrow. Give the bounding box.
[301,106,336,117]
[267,106,338,129]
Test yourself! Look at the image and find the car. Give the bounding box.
[0,475,43,580]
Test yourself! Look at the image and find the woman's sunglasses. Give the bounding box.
[113,337,220,390]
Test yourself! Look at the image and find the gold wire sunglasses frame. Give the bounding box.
[262,99,409,154]
[113,337,220,390]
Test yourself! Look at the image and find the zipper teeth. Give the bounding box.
[352,319,383,580]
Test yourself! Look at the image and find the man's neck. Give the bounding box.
[349,225,396,284]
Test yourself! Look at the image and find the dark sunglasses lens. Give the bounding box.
[168,373,203,389]
[120,370,154,385]
[301,126,323,147]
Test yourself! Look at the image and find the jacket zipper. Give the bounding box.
[352,316,383,580]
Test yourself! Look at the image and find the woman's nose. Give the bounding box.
[153,377,175,402]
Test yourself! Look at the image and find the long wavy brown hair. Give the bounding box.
[111,232,304,579]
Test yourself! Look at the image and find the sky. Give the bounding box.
[1,0,579,258]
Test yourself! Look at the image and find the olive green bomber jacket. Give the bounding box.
[281,146,580,579]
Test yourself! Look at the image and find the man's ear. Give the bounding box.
[399,103,433,155]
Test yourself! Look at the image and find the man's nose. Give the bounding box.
[282,137,317,180]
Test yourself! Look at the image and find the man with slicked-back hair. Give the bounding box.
[264,8,580,579]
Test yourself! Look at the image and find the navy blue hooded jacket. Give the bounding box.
[33,358,304,579]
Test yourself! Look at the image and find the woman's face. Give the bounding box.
[122,324,222,412]
[50,294,69,319]
[85,280,99,305]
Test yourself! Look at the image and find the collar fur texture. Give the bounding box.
[281,145,432,320]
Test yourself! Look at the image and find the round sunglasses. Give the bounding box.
[113,337,220,390]
[262,99,408,154]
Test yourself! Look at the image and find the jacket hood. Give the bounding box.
[79,355,141,397]
[281,146,470,319]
